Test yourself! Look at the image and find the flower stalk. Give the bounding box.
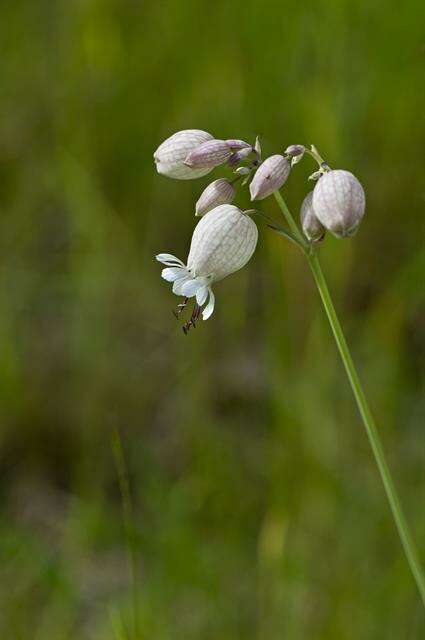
[153,129,424,602]
[273,191,425,606]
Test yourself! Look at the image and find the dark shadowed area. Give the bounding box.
[0,1,424,638]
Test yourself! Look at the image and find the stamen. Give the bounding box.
[182,302,201,334]
[172,297,189,318]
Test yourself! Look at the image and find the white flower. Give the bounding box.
[312,170,365,238]
[156,204,258,330]
[154,129,214,180]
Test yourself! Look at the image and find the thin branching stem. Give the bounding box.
[273,190,425,606]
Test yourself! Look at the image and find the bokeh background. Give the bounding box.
[1,1,424,638]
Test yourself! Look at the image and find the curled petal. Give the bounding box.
[161,267,187,282]
[172,276,191,295]
[181,279,204,298]
[202,288,215,320]
[156,253,185,266]
[196,285,209,306]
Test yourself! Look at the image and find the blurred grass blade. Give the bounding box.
[112,430,141,638]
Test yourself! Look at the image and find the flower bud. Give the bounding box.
[312,170,365,238]
[225,139,251,150]
[195,178,236,216]
[300,192,325,242]
[154,129,214,179]
[285,144,305,157]
[156,205,258,324]
[228,147,253,166]
[249,155,290,201]
[184,139,233,169]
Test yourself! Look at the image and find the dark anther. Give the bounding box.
[182,303,201,334]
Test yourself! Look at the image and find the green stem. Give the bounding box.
[273,191,425,605]
[273,191,305,243]
[112,430,140,638]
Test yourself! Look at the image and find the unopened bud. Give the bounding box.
[154,129,214,180]
[312,170,365,238]
[249,155,290,201]
[195,179,236,216]
[300,192,325,242]
[184,139,233,169]
[228,147,253,166]
[285,144,305,157]
[225,139,251,150]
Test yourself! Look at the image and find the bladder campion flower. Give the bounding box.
[152,131,425,601]
[312,170,365,238]
[156,204,258,332]
[154,129,214,179]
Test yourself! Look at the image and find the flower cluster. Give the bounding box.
[154,129,365,332]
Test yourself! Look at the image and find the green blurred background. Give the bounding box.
[0,0,424,638]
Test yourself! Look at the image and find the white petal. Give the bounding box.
[173,276,191,295]
[196,285,209,306]
[156,253,185,267]
[181,279,203,298]
[202,288,215,320]
[161,267,187,282]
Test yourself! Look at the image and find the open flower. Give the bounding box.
[154,129,214,179]
[156,204,258,331]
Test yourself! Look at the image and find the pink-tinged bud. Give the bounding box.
[225,139,251,150]
[285,144,305,157]
[300,191,325,242]
[249,155,290,201]
[228,147,253,166]
[154,129,214,179]
[195,179,236,216]
[184,139,233,169]
[312,170,365,238]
